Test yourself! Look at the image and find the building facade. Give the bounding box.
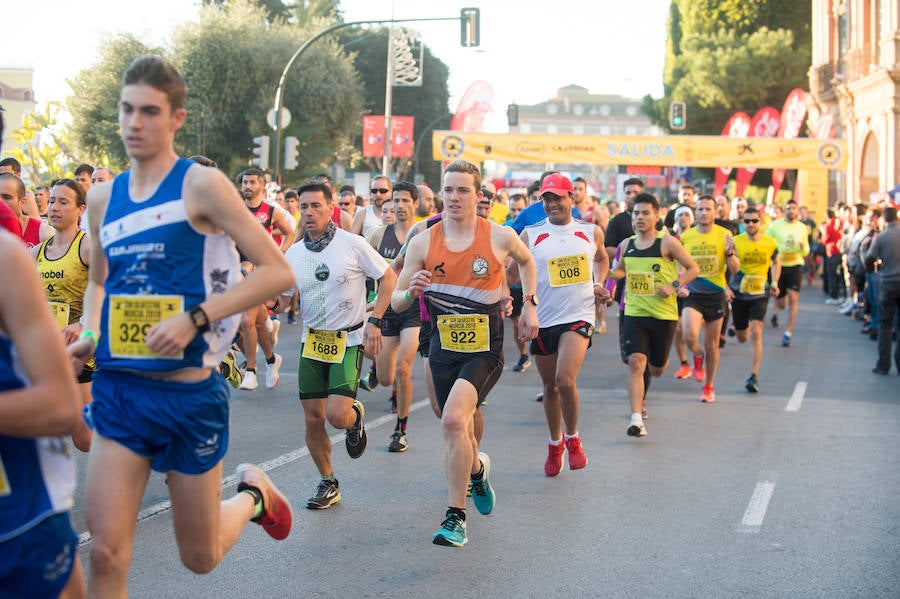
[0,68,37,153]
[809,0,899,204]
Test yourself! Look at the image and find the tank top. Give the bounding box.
[36,230,89,327]
[22,217,42,250]
[362,204,383,238]
[424,217,504,357]
[0,333,76,541]
[95,158,241,372]
[248,201,274,231]
[680,224,730,293]
[526,218,597,328]
[377,224,402,262]
[622,236,679,321]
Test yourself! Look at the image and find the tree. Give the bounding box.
[67,35,163,170]
[6,102,79,184]
[339,26,451,185]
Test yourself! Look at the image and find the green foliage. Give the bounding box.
[6,102,79,184]
[66,35,163,170]
[339,26,451,186]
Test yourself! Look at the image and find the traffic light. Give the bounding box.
[460,7,480,47]
[284,136,299,171]
[669,101,686,130]
[507,104,519,127]
[251,135,270,170]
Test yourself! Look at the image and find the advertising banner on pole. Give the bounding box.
[735,107,781,196]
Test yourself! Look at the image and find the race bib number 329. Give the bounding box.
[108,294,184,359]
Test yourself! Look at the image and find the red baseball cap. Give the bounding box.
[540,173,573,197]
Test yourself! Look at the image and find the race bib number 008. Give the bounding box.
[548,254,590,287]
[302,328,347,363]
[437,314,490,353]
[108,294,184,359]
[49,302,70,330]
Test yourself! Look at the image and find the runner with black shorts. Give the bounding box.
[730,206,780,392]
[393,160,539,548]
[765,200,809,347]
[609,193,699,437]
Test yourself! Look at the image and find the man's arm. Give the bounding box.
[724,233,740,273]
[0,232,80,437]
[141,167,293,357]
[607,239,630,280]
[350,208,366,235]
[592,224,610,284]
[270,206,294,252]
[391,231,430,313]
[663,235,700,287]
[366,225,386,253]
[364,264,397,358]
[498,225,538,341]
[770,251,782,296]
[340,210,353,232]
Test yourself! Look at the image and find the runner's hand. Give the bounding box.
[656,284,676,299]
[145,312,196,357]
[517,305,539,342]
[593,283,611,303]
[408,269,432,296]
[67,338,95,375]
[676,286,690,298]
[500,294,513,317]
[362,322,383,358]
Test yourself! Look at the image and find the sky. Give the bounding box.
[2,0,671,132]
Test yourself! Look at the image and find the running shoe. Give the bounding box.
[597,321,607,334]
[701,385,716,403]
[306,478,341,510]
[345,400,367,458]
[511,354,532,372]
[674,362,691,379]
[358,366,377,392]
[745,374,759,393]
[236,463,294,540]
[270,318,281,351]
[265,353,282,389]
[781,333,791,347]
[727,324,736,337]
[287,311,297,325]
[719,336,726,348]
[239,370,258,391]
[535,392,543,402]
[432,512,467,547]
[219,349,244,389]
[470,452,495,515]
[565,436,588,470]
[692,354,705,382]
[388,430,408,453]
[825,297,842,305]
[770,314,779,328]
[544,441,565,477]
[627,421,647,437]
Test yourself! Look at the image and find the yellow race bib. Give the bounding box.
[548,254,590,287]
[740,275,766,296]
[627,272,655,296]
[302,328,348,363]
[782,251,799,263]
[108,294,184,359]
[0,455,9,497]
[437,314,489,353]
[695,255,719,277]
[49,302,70,330]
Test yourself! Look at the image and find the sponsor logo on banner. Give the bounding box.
[735,107,781,196]
[440,134,466,159]
[817,142,842,167]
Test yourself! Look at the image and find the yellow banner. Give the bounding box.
[431,132,847,170]
[797,169,830,219]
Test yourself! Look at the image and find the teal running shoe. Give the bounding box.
[470,452,495,515]
[432,513,467,547]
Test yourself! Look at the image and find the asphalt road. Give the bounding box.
[71,285,900,598]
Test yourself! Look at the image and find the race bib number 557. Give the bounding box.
[108,294,184,359]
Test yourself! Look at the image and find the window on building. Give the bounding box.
[573,124,584,135]
[600,125,611,135]
[547,124,558,134]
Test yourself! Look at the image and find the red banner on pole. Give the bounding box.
[713,112,751,196]
[362,116,415,158]
[734,107,781,197]
[771,89,809,195]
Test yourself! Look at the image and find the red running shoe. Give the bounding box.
[545,441,565,477]
[674,362,691,379]
[565,436,588,470]
[700,385,716,403]
[236,463,294,540]
[692,354,705,382]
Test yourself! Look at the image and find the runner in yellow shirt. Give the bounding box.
[765,200,809,346]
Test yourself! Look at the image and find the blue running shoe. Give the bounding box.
[781,333,791,347]
[470,452,495,515]
[432,513,467,547]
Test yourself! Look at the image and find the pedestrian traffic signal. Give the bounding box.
[669,101,686,130]
[251,135,270,170]
[460,8,480,47]
[284,136,299,171]
[507,104,518,127]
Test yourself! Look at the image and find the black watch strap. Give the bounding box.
[367,316,383,328]
[189,305,211,333]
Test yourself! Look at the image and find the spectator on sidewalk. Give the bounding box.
[866,206,900,374]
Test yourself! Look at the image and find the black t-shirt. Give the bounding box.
[605,210,663,250]
[715,218,740,236]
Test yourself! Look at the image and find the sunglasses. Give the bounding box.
[371,188,390,194]
[743,218,759,223]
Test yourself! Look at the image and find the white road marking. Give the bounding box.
[78,398,430,547]
[785,381,807,412]
[738,481,776,533]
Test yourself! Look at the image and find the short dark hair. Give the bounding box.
[526,180,541,196]
[0,157,21,175]
[884,206,898,223]
[633,192,659,211]
[623,177,644,190]
[189,155,217,168]
[297,180,333,201]
[338,184,355,194]
[743,206,760,216]
[679,183,695,192]
[393,181,418,201]
[240,168,264,181]
[573,176,587,185]
[122,56,187,111]
[0,173,25,198]
[785,199,797,206]
[284,189,298,201]
[696,194,716,206]
[74,163,94,177]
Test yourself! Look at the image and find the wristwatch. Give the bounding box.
[189,305,211,333]
[367,316,383,328]
[524,294,539,306]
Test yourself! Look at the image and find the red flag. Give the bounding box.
[734,107,781,196]
[390,116,415,158]
[362,116,385,158]
[713,112,751,196]
[451,81,494,132]
[771,89,809,194]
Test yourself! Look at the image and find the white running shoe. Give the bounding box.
[240,370,258,390]
[266,353,282,389]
